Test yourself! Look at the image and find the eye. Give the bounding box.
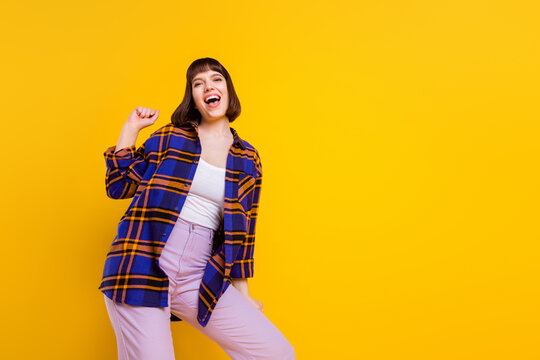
[214,77,222,81]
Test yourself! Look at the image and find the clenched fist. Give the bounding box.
[125,106,160,132]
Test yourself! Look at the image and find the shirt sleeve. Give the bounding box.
[103,142,149,199]
[230,151,263,279]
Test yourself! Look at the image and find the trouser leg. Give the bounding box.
[163,218,296,360]
[103,293,175,360]
[171,282,296,360]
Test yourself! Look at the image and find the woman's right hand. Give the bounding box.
[125,106,160,131]
[114,106,160,153]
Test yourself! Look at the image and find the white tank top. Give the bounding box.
[178,157,226,231]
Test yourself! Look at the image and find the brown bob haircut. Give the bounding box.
[171,57,241,127]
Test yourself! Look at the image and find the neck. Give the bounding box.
[199,116,231,136]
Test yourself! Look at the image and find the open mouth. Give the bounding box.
[204,95,221,108]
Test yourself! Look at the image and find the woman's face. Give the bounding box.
[192,69,229,121]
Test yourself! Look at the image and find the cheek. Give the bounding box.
[219,87,229,100]
[192,91,202,103]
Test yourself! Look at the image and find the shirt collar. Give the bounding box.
[188,118,246,150]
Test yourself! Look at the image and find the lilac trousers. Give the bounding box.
[103,216,295,360]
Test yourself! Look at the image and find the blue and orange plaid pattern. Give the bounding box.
[98,118,263,327]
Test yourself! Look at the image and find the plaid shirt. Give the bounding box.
[98,118,262,327]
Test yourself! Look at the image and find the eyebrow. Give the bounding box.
[193,73,223,82]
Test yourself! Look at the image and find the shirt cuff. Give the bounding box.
[104,145,137,169]
[230,259,254,278]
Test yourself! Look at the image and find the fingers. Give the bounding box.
[149,109,159,121]
[135,106,159,119]
[142,108,150,118]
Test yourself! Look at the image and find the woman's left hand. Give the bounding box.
[246,295,264,313]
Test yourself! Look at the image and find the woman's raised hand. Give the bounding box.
[125,106,160,131]
[114,107,160,152]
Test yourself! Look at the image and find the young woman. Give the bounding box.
[98,57,295,359]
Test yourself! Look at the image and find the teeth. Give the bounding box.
[205,95,220,103]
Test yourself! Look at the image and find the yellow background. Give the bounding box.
[1,1,539,359]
